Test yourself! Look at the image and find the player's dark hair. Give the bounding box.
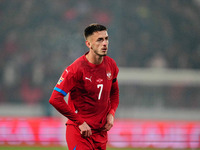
[84,23,107,40]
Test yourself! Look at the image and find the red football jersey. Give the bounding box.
[51,52,119,129]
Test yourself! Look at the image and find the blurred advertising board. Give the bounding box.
[0,117,199,148]
[108,119,200,148]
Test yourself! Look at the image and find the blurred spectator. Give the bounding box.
[148,52,168,68]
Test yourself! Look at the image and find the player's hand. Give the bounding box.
[78,122,92,138]
[103,113,114,131]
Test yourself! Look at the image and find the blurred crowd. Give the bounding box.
[117,0,200,68]
[0,0,200,113]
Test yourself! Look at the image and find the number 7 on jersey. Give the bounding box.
[97,84,103,100]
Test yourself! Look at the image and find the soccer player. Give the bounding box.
[49,23,119,150]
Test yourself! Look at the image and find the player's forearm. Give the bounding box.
[109,80,119,116]
[49,90,84,125]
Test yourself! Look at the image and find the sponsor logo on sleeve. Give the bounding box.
[57,77,64,85]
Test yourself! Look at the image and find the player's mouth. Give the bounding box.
[101,47,107,52]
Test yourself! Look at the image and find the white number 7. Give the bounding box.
[97,84,103,100]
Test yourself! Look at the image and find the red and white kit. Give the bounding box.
[49,52,119,150]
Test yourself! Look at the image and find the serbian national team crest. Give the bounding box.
[57,77,64,85]
[106,70,112,80]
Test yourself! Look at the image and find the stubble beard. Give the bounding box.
[92,47,107,57]
[95,51,107,57]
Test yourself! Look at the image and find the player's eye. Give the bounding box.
[97,38,103,42]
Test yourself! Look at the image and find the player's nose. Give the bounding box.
[103,40,108,46]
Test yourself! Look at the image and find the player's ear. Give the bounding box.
[85,40,91,49]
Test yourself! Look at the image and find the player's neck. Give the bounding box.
[86,51,104,65]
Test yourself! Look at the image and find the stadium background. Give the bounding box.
[0,0,200,149]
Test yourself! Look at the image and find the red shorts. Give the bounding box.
[66,124,107,150]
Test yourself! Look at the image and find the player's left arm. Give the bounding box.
[109,78,119,117]
[104,78,119,131]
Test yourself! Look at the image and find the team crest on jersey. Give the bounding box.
[106,70,112,80]
[57,77,64,85]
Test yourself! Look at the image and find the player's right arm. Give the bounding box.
[49,66,85,125]
[49,90,92,136]
[49,90,84,125]
[49,66,92,136]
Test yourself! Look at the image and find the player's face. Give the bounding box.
[87,30,109,56]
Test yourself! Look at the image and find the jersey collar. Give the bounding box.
[83,51,105,68]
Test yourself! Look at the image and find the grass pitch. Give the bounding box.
[0,147,132,150]
[0,147,199,150]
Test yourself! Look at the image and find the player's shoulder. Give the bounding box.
[104,56,118,66]
[71,55,85,66]
[66,55,85,72]
[104,56,119,76]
